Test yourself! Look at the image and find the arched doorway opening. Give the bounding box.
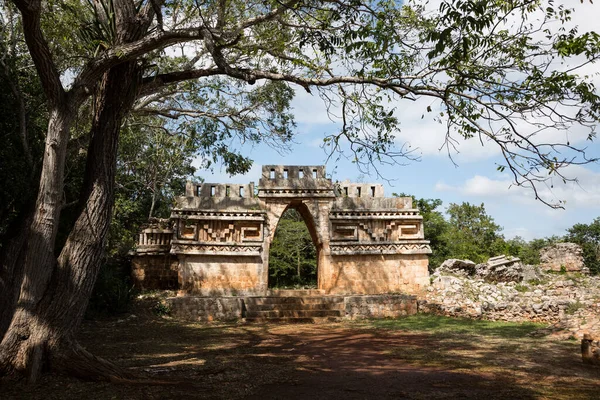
[268,206,319,289]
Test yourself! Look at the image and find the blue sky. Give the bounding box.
[193,1,600,241]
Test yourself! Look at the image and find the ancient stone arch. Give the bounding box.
[133,165,432,295]
[263,200,323,288]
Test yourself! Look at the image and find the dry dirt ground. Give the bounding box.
[2,308,599,399]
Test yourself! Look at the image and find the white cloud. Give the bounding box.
[291,88,339,126]
[193,163,264,184]
[435,164,600,209]
[503,227,536,242]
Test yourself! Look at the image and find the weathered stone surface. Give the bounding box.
[325,254,429,295]
[131,254,178,290]
[522,264,545,282]
[167,296,243,322]
[540,242,587,273]
[134,165,431,296]
[165,294,419,322]
[437,259,477,276]
[344,294,417,319]
[475,255,523,282]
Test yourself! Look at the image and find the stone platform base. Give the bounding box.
[166,293,417,322]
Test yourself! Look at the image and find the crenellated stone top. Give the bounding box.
[257,165,335,198]
[177,165,414,210]
[178,181,261,211]
[185,182,255,198]
[335,181,384,198]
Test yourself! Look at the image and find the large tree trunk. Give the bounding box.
[0,203,35,339]
[0,61,141,382]
[0,104,75,341]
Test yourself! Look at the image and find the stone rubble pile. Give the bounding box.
[437,255,523,282]
[420,259,600,339]
[475,255,523,282]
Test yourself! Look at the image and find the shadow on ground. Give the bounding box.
[2,314,599,399]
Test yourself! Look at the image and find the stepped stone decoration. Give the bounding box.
[132,165,431,296]
[540,242,588,273]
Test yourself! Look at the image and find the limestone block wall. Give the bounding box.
[131,220,177,290]
[165,294,419,322]
[178,255,264,296]
[167,297,243,322]
[324,254,430,295]
[344,294,418,319]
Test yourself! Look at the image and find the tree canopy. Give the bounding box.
[9,0,600,202]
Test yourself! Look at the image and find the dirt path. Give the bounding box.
[244,328,537,399]
[2,314,599,399]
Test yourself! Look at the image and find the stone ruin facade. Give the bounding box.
[132,165,431,296]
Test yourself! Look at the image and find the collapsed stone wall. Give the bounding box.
[421,267,600,339]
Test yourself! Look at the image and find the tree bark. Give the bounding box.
[0,0,153,382]
[0,61,141,382]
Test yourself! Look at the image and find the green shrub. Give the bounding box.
[565,301,584,315]
[514,284,529,293]
[559,265,567,274]
[153,300,171,316]
[527,278,544,286]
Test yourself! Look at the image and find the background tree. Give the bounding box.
[0,6,46,244]
[565,218,600,275]
[394,193,450,269]
[443,202,503,263]
[1,0,600,382]
[268,209,317,288]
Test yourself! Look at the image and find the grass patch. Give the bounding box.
[565,300,585,315]
[514,284,529,293]
[361,314,545,339]
[526,277,546,286]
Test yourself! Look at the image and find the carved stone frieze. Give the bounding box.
[331,215,423,242]
[171,242,262,256]
[330,241,432,255]
[175,218,264,243]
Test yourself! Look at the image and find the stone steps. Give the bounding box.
[244,295,344,323]
[248,302,345,311]
[245,309,342,318]
[245,296,345,305]
[244,316,341,323]
[265,289,325,297]
[166,294,417,322]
